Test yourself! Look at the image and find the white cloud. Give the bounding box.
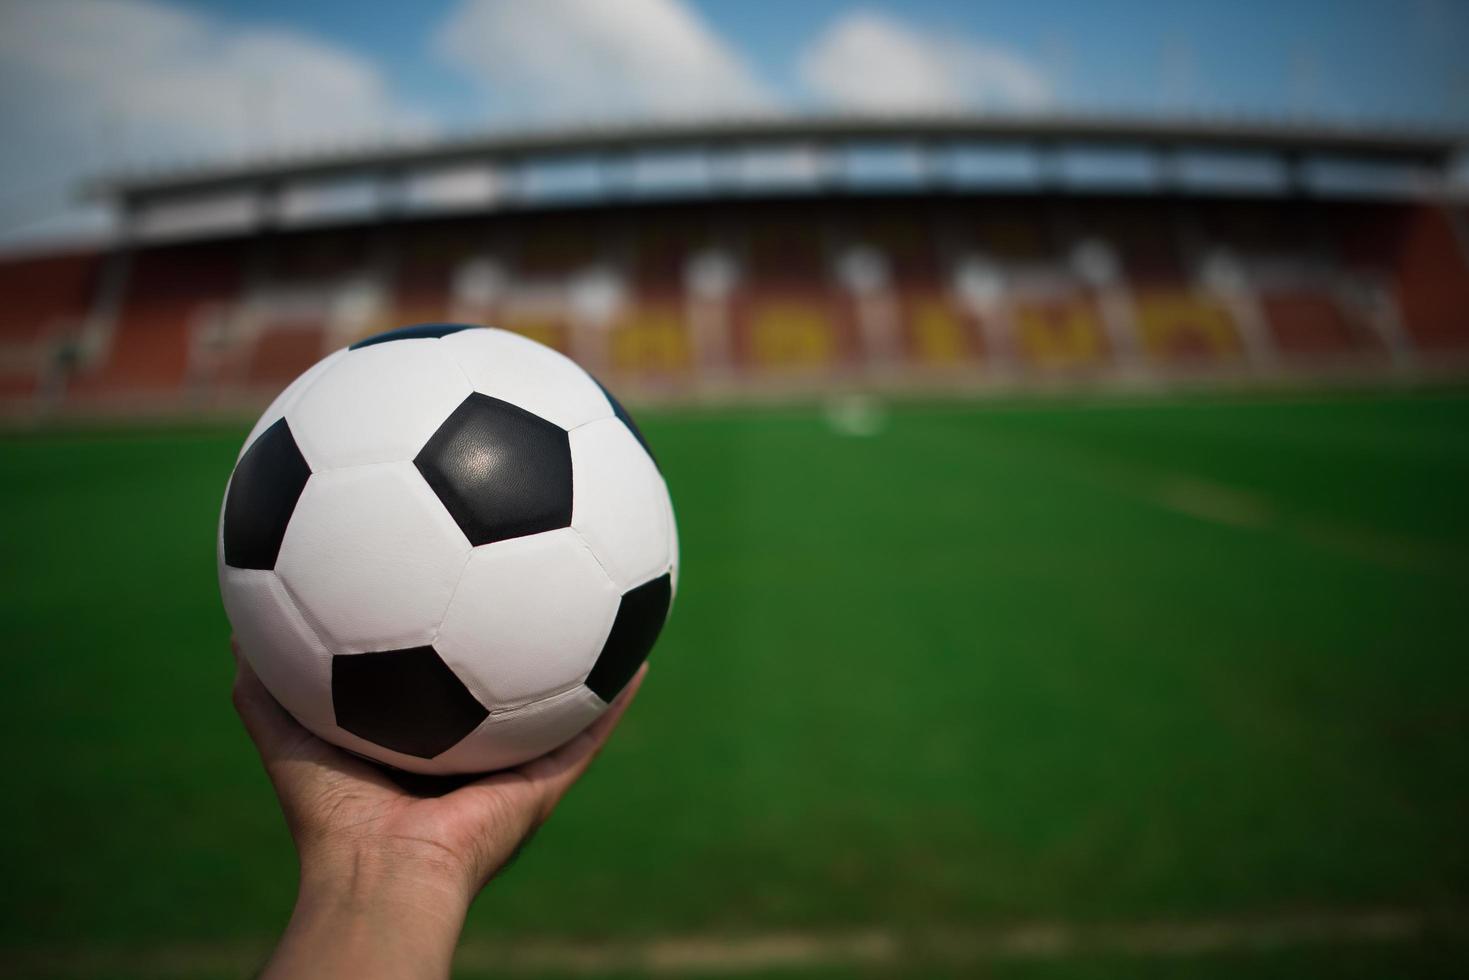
[433,0,772,121]
[799,10,1051,113]
[0,0,427,245]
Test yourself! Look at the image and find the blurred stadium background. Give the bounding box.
[2,1,1468,977]
[4,115,1469,410]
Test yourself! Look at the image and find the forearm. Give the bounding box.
[262,857,471,980]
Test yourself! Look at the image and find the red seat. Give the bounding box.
[1392,206,1469,351]
[70,243,240,397]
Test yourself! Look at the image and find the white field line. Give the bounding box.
[1138,474,1459,570]
[1145,475,1275,529]
[973,429,1456,571]
[7,908,1464,978]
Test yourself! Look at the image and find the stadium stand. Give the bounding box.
[1393,206,1469,352]
[2,117,1466,414]
[0,250,96,400]
[67,243,240,403]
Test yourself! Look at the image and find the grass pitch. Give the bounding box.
[2,387,1467,977]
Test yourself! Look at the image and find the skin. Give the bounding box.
[230,642,647,979]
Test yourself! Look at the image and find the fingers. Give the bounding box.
[231,639,310,762]
[231,640,383,791]
[234,631,648,865]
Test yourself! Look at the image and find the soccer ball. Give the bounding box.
[218,324,677,775]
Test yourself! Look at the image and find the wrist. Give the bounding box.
[299,838,476,911]
[265,846,473,980]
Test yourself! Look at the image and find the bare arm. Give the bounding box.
[230,642,645,979]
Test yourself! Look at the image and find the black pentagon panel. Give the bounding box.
[333,647,488,759]
[593,376,657,469]
[414,393,573,546]
[587,573,672,702]
[223,419,312,569]
[349,323,479,350]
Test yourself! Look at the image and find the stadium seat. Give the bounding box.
[0,251,97,347]
[900,290,981,367]
[244,325,330,388]
[4,182,1468,416]
[395,222,483,324]
[733,289,852,373]
[496,314,571,354]
[1391,206,1469,351]
[0,251,99,403]
[69,243,240,398]
[1133,289,1242,364]
[609,295,693,377]
[630,209,707,292]
[1012,294,1110,371]
[1071,200,1185,283]
[515,212,603,276]
[1259,289,1376,358]
[845,206,945,283]
[965,202,1055,264]
[745,210,827,287]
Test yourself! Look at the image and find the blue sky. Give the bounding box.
[1,0,1466,244]
[178,0,1469,125]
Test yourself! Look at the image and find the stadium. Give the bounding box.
[3,113,1468,412]
[4,108,1469,977]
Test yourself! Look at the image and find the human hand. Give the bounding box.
[231,640,645,980]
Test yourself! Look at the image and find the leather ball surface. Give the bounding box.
[218,324,677,774]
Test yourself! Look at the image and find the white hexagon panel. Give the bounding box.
[436,528,621,708]
[219,565,335,735]
[275,461,470,652]
[441,326,614,430]
[238,349,345,462]
[569,417,674,592]
[288,339,471,470]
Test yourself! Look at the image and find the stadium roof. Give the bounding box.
[90,113,1467,200]
[91,113,1469,198]
[83,114,1468,242]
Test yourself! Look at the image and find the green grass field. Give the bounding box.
[3,386,1468,978]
